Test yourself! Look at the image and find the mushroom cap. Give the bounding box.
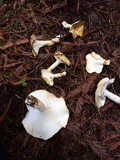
[22,90,69,140]
[95,77,115,108]
[69,21,84,38]
[86,52,105,73]
[30,34,44,56]
[30,34,40,56]
[41,69,54,86]
[54,52,71,66]
[30,34,60,56]
[30,34,36,46]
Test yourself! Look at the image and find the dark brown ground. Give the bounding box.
[0,0,120,160]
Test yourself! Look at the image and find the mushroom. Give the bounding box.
[86,52,110,74]
[30,34,61,56]
[62,21,84,38]
[22,90,69,140]
[47,51,71,71]
[95,77,120,108]
[41,51,71,86]
[41,69,66,86]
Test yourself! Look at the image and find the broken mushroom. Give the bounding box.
[30,34,61,56]
[62,21,84,38]
[86,52,110,74]
[95,77,120,108]
[22,90,69,140]
[41,51,71,86]
[41,69,66,86]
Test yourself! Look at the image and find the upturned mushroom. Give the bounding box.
[95,77,120,108]
[22,90,69,140]
[30,34,61,56]
[62,21,84,38]
[41,69,66,86]
[86,52,110,74]
[41,51,71,86]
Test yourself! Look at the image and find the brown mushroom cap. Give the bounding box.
[30,34,36,46]
[54,52,71,66]
[70,21,84,37]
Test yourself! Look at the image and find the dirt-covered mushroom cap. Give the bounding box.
[69,21,84,38]
[41,69,54,86]
[22,90,69,140]
[41,69,66,86]
[54,52,71,66]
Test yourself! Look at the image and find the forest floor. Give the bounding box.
[0,0,120,160]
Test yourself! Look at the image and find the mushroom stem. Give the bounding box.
[62,21,72,28]
[47,60,61,71]
[104,60,110,65]
[40,40,55,46]
[53,71,67,78]
[51,37,60,43]
[32,40,54,56]
[97,59,110,65]
[104,90,120,104]
[97,59,106,65]
[26,95,46,112]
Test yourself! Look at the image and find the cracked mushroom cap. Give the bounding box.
[70,21,84,38]
[22,90,69,140]
[95,77,115,108]
[54,52,71,66]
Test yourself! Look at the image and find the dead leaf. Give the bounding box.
[0,41,14,50]
[15,38,29,45]
[43,2,67,15]
[0,35,4,40]
[67,75,97,98]
[109,141,120,151]
[3,61,21,68]
[111,48,120,57]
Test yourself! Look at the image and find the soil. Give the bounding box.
[0,0,120,160]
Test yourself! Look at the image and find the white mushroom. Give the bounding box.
[86,52,110,74]
[22,90,69,140]
[95,77,120,108]
[41,52,71,86]
[30,34,61,56]
[62,21,84,38]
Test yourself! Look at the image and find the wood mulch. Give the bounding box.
[0,0,120,159]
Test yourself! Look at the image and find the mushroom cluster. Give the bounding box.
[21,18,120,140]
